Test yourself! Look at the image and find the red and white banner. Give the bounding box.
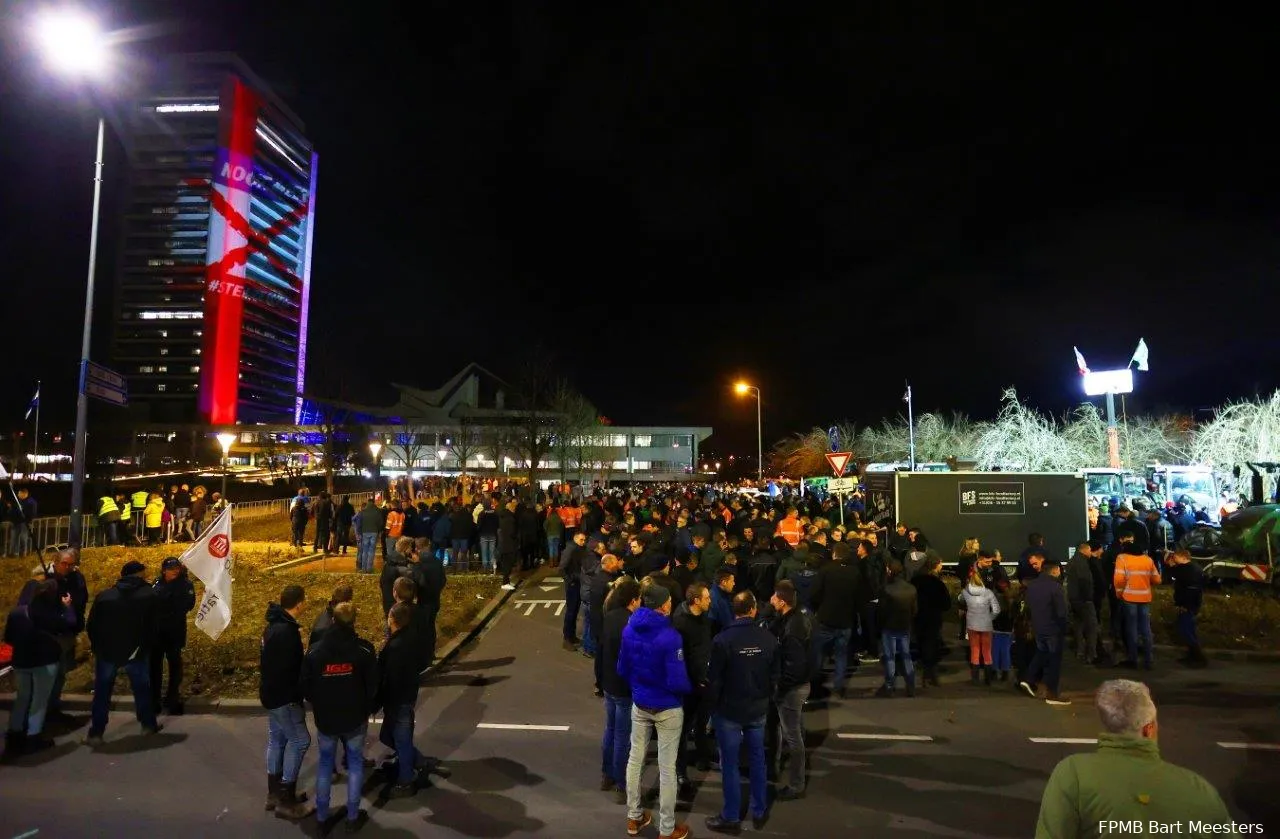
[181,505,235,640]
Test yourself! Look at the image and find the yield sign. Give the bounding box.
[825,452,852,477]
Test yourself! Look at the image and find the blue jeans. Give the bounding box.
[357,532,378,571]
[602,692,632,786]
[266,702,312,783]
[547,536,562,563]
[451,538,469,564]
[881,631,914,686]
[563,581,582,641]
[1124,602,1154,665]
[580,601,596,656]
[8,522,31,556]
[715,715,768,822]
[9,662,58,735]
[1176,608,1200,650]
[813,624,852,690]
[90,657,157,736]
[991,632,1013,671]
[379,703,419,785]
[316,724,367,822]
[479,536,497,571]
[1027,632,1065,694]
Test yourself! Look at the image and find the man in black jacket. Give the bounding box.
[150,557,195,715]
[910,557,951,687]
[1166,548,1206,667]
[876,559,918,698]
[497,499,520,589]
[379,602,425,797]
[671,580,713,797]
[85,560,161,746]
[260,585,314,819]
[600,577,641,800]
[45,548,89,720]
[560,530,590,651]
[411,540,446,669]
[300,602,378,831]
[587,553,625,695]
[1019,558,1071,705]
[706,591,780,834]
[810,543,860,698]
[766,580,814,801]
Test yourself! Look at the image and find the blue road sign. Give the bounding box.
[828,426,841,452]
[82,360,128,407]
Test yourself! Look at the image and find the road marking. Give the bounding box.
[476,723,571,731]
[837,733,934,742]
[1029,738,1098,744]
[1217,742,1280,751]
[545,577,564,583]
[514,599,566,616]
[539,585,557,592]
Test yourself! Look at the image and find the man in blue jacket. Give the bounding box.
[618,584,692,839]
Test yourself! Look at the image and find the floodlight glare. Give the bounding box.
[36,10,107,77]
[1082,368,1134,397]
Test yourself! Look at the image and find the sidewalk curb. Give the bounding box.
[265,551,326,573]
[0,575,526,717]
[1153,644,1280,663]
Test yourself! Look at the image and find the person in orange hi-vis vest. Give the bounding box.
[778,507,802,547]
[1113,546,1161,669]
[386,501,406,541]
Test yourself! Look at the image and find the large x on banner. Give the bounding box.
[185,176,310,288]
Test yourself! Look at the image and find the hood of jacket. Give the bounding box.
[628,606,671,637]
[115,575,150,595]
[264,602,298,626]
[965,583,988,596]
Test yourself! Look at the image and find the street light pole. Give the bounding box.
[68,115,106,549]
[734,382,763,484]
[216,433,236,502]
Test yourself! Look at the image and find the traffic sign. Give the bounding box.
[825,451,852,477]
[828,477,857,492]
[82,360,128,407]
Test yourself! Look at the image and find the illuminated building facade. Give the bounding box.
[111,54,317,424]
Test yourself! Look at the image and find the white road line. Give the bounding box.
[836,733,934,742]
[477,723,571,731]
[0,666,11,679]
[515,599,566,616]
[1029,738,1098,744]
[1217,742,1280,751]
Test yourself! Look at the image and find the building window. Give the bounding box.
[633,434,652,447]
[159,348,169,356]
[157,384,166,392]
[138,365,154,373]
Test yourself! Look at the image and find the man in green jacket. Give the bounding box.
[1035,679,1232,838]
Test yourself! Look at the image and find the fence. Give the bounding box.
[2,490,379,554]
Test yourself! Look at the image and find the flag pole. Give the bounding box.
[905,381,917,471]
[32,380,40,480]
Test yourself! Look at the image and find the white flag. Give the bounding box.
[1130,338,1149,372]
[1073,346,1090,375]
[180,505,234,640]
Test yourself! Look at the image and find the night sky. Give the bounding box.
[1,4,1277,456]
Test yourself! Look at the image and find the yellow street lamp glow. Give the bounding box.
[215,432,236,456]
[734,382,750,395]
[368,441,383,460]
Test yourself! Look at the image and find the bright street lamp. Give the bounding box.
[216,433,236,502]
[734,381,763,484]
[36,10,110,549]
[369,441,383,485]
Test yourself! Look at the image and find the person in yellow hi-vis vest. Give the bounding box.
[1113,545,1161,669]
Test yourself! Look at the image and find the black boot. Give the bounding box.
[983,666,993,686]
[970,666,980,685]
[274,780,314,820]
[265,773,282,811]
[3,729,26,759]
[905,673,916,698]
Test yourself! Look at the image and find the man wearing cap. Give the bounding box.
[85,560,162,746]
[617,583,692,839]
[150,557,196,715]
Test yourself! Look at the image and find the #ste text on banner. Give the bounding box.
[180,505,234,640]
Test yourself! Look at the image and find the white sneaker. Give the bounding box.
[501,583,516,591]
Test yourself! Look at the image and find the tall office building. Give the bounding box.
[111,54,317,425]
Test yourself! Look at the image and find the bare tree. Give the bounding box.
[509,358,561,487]
[480,425,517,477]
[386,427,431,476]
[549,383,598,482]
[447,417,483,475]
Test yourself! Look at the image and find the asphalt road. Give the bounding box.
[2,573,1278,838]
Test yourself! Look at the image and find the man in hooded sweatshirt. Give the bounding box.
[617,584,692,839]
[260,585,314,820]
[85,560,161,747]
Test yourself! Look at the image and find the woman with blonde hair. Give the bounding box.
[957,569,1000,685]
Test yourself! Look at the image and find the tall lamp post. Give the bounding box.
[35,10,110,548]
[216,433,236,502]
[369,441,383,488]
[734,382,763,484]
